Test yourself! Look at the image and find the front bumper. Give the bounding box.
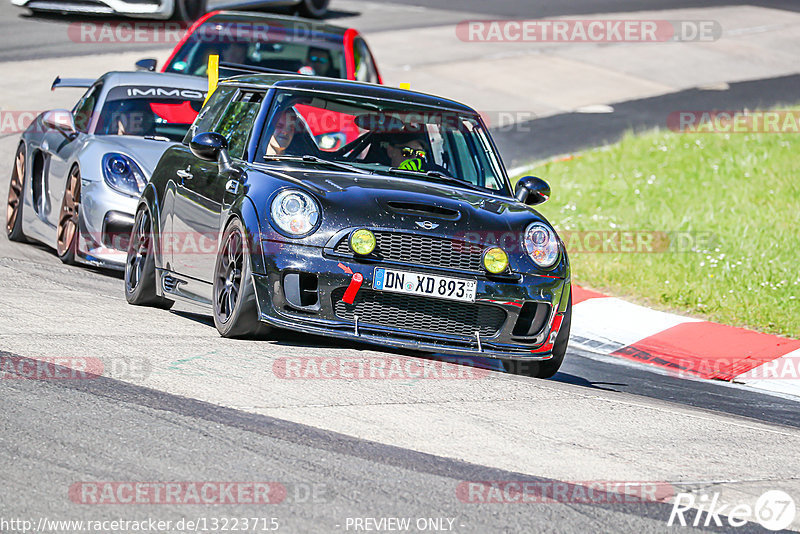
[252,240,570,360]
[12,0,173,19]
[75,179,138,271]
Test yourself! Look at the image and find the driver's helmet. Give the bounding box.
[386,130,429,167]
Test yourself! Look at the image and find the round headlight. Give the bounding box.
[270,189,320,236]
[483,247,509,274]
[102,153,146,196]
[524,222,559,268]
[350,229,376,255]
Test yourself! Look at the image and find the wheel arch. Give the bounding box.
[223,194,265,276]
[136,183,165,269]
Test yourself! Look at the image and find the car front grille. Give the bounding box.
[332,288,506,338]
[333,232,484,272]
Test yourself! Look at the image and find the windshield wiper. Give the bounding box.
[263,155,368,174]
[383,168,485,192]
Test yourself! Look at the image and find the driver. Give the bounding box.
[305,47,332,77]
[384,132,428,169]
[222,42,248,65]
[111,102,155,136]
[193,42,248,76]
[266,107,299,156]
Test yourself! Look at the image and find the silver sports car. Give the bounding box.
[6,71,207,270]
[9,0,330,21]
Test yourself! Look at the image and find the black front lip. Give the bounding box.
[251,286,554,359]
[252,240,569,360]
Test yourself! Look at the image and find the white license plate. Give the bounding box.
[372,268,477,303]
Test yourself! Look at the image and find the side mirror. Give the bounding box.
[514,176,551,205]
[42,109,77,136]
[190,132,239,176]
[135,58,158,72]
[190,132,227,161]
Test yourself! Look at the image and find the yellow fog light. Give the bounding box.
[350,229,376,255]
[483,247,509,274]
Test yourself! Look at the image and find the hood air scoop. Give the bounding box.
[385,201,460,220]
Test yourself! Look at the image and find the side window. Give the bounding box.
[213,91,265,160]
[72,84,102,134]
[448,132,479,184]
[472,127,504,191]
[353,38,378,84]
[184,86,236,143]
[445,128,503,191]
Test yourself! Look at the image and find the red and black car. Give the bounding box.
[135,11,382,150]
[137,11,381,84]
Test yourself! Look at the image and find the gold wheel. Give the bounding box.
[56,166,81,260]
[6,146,25,237]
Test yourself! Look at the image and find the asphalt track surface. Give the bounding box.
[2,1,800,533]
[0,353,790,534]
[3,0,800,62]
[496,73,800,167]
[367,0,800,18]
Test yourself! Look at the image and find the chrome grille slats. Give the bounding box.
[333,231,483,272]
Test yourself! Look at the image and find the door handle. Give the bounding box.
[225,179,240,195]
[176,168,193,180]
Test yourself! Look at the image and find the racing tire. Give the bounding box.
[6,144,27,242]
[172,0,207,21]
[502,292,572,379]
[125,205,173,309]
[56,166,81,264]
[298,0,330,18]
[213,218,271,339]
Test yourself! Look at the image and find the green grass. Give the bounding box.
[519,127,799,338]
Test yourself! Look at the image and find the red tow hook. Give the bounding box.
[342,273,364,304]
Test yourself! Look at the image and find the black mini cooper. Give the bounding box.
[124,74,572,378]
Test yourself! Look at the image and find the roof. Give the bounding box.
[99,71,210,90]
[220,74,477,114]
[201,10,349,41]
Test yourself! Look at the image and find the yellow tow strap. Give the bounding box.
[204,54,219,105]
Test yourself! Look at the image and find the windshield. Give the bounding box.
[95,86,204,141]
[256,89,510,194]
[163,23,346,79]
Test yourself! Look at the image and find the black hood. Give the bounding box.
[251,166,551,249]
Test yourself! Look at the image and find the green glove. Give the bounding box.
[398,158,424,171]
